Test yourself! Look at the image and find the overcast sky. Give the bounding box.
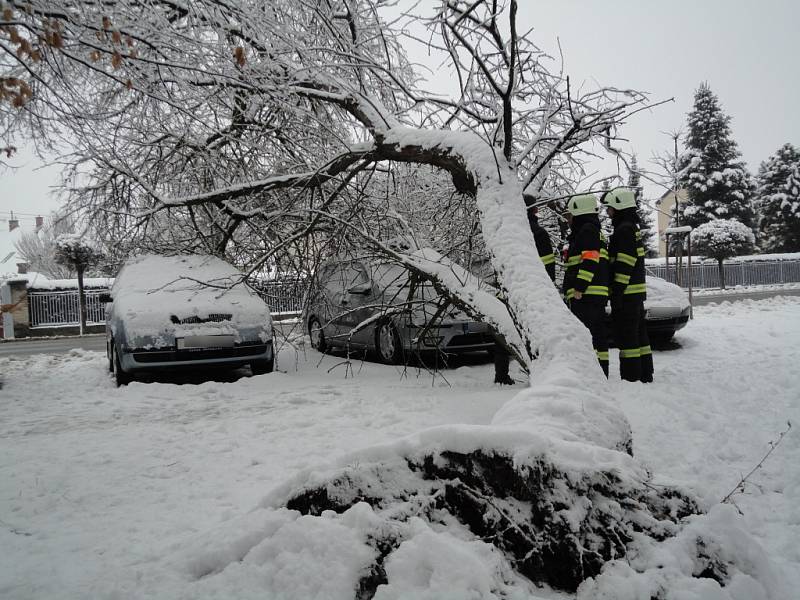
[519,0,800,196]
[2,0,798,228]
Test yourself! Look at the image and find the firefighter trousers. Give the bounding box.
[570,298,609,377]
[611,296,653,383]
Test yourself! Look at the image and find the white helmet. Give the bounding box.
[567,194,599,216]
[601,187,637,210]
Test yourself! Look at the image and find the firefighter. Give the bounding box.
[601,187,653,383]
[563,193,610,376]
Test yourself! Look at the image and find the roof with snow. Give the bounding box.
[0,223,25,278]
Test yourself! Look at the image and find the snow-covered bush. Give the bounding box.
[692,219,755,288]
[53,233,101,271]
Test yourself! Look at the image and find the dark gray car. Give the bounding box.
[305,254,494,363]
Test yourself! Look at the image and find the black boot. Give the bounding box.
[493,349,514,385]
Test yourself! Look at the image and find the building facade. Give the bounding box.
[655,189,689,256]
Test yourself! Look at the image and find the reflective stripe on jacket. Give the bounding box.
[609,221,647,299]
[562,217,609,302]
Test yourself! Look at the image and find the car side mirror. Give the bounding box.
[98,292,113,303]
[347,284,372,295]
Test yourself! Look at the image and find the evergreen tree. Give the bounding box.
[628,155,657,257]
[599,179,613,241]
[676,83,755,231]
[757,143,800,253]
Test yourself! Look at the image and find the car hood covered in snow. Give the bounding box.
[644,275,691,311]
[111,254,272,343]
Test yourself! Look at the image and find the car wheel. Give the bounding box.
[309,316,328,353]
[649,331,675,346]
[111,341,132,387]
[107,339,114,372]
[251,357,274,375]
[375,320,404,365]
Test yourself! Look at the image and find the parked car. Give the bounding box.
[305,250,494,363]
[639,272,691,343]
[104,254,274,386]
[604,272,691,345]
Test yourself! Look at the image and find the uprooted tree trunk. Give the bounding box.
[263,405,775,597]
[283,447,696,595]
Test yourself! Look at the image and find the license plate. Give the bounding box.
[177,335,235,349]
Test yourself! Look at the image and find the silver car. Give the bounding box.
[602,272,692,345]
[305,253,494,363]
[104,254,274,385]
[641,273,691,342]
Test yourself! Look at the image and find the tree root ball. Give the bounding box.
[285,448,702,595]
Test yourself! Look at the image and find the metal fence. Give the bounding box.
[26,259,799,327]
[649,259,800,289]
[28,289,108,327]
[250,279,307,315]
[26,279,309,328]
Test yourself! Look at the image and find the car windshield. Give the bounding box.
[371,264,438,302]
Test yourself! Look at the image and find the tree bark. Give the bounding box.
[718,258,726,290]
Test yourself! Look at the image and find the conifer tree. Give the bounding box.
[628,155,657,257]
[676,83,755,231]
[599,179,613,241]
[757,143,800,253]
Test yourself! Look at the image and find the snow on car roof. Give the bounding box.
[114,254,246,292]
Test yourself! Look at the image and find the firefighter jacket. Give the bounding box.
[608,209,647,300]
[562,214,610,302]
[527,213,556,282]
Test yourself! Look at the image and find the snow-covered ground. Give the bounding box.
[1,297,798,599]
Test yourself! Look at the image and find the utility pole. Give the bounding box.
[669,131,684,286]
